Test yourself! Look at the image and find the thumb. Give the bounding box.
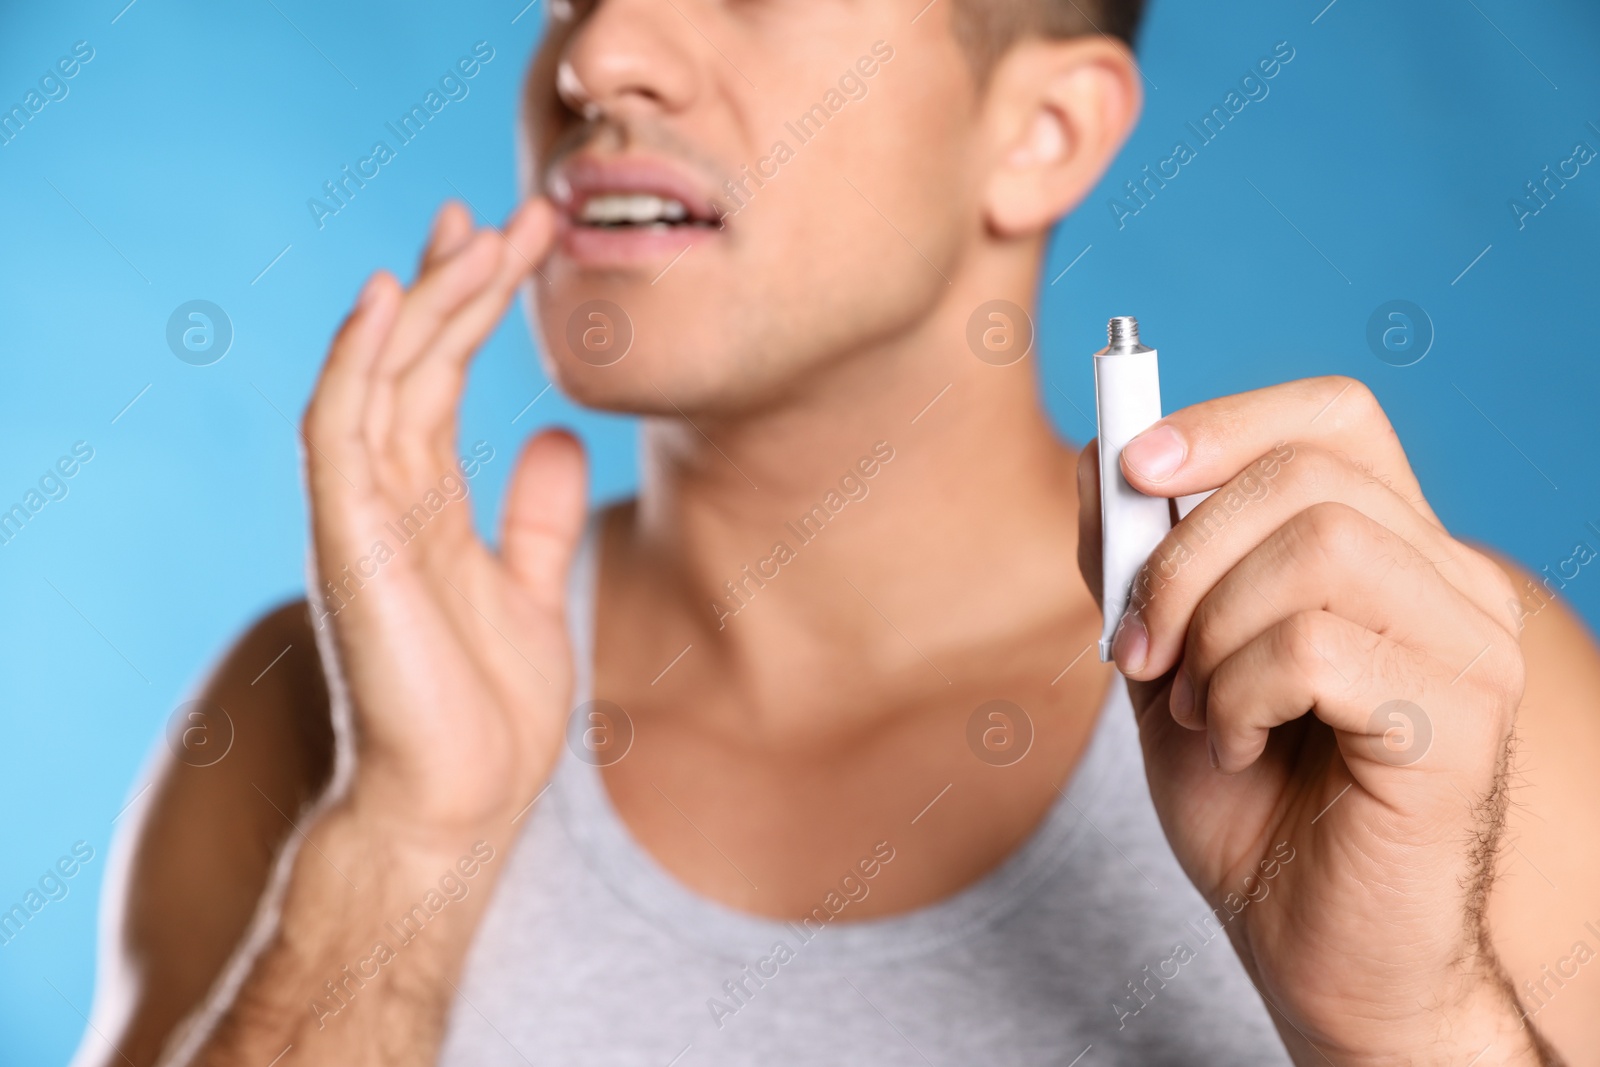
[501,428,588,611]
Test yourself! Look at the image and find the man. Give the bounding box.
[75,0,1600,1063]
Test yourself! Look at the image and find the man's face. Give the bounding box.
[521,0,987,416]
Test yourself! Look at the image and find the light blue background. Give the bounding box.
[2,0,1597,1061]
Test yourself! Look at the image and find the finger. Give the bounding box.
[1076,439,1104,610]
[1118,376,1441,529]
[1175,502,1507,730]
[364,228,503,493]
[418,200,475,275]
[1205,609,1390,773]
[501,429,588,613]
[391,201,558,480]
[1116,443,1460,680]
[1203,608,1514,782]
[302,271,402,497]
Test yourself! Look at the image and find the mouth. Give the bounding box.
[547,154,726,266]
[573,192,719,230]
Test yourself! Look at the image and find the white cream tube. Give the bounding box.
[1094,317,1172,662]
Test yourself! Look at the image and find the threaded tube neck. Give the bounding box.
[1108,316,1140,348]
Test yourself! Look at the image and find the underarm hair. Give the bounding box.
[1464,728,1564,1065]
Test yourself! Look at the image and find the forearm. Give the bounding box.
[182,799,504,1067]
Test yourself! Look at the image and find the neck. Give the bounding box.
[610,241,1099,726]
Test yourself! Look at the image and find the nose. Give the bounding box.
[557,0,701,122]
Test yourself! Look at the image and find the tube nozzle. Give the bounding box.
[1097,315,1151,356]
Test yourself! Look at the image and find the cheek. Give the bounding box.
[796,71,975,263]
[757,94,971,319]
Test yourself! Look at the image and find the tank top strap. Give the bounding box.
[564,509,605,706]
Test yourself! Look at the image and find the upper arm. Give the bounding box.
[72,601,335,1067]
[1480,551,1600,1064]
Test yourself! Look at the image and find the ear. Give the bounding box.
[980,37,1142,237]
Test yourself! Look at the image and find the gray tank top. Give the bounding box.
[437,519,1290,1065]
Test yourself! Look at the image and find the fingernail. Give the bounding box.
[357,273,382,308]
[1170,670,1195,725]
[1123,424,1186,484]
[1207,735,1220,770]
[1112,612,1148,674]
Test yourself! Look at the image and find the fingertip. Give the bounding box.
[1076,440,1099,499]
[504,196,553,231]
[502,424,589,599]
[1075,441,1104,605]
[365,267,397,300]
[340,270,397,341]
[1111,611,1149,676]
[1170,669,1204,730]
[443,200,476,242]
[524,426,587,493]
[357,270,385,309]
[1121,423,1187,487]
[419,201,478,274]
[359,270,401,325]
[436,199,474,241]
[503,198,558,266]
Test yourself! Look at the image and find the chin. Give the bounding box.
[530,328,742,417]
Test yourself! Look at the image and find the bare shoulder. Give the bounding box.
[74,601,336,1067]
[1478,548,1600,1059]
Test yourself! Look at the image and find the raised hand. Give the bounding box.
[184,201,579,1065]
[1078,376,1556,1063]
[302,198,583,843]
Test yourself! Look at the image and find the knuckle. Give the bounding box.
[1472,552,1520,614]
[1289,500,1375,570]
[1478,630,1527,710]
[1277,610,1345,691]
[1319,374,1384,426]
[1273,442,1344,497]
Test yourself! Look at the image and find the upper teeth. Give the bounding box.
[580,194,690,224]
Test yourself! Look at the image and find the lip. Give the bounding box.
[548,152,726,269]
